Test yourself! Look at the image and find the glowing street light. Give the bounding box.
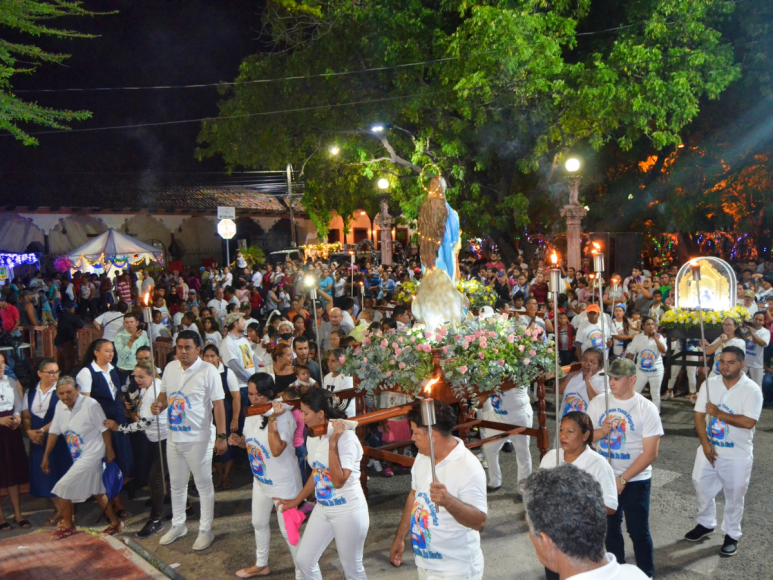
[371,124,385,133]
[565,157,581,173]
[377,178,390,190]
[329,145,340,155]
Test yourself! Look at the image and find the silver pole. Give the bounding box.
[549,265,562,466]
[309,287,321,347]
[142,305,167,492]
[593,253,612,464]
[691,264,715,460]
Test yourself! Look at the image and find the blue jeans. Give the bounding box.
[295,444,309,484]
[762,371,773,406]
[607,478,654,578]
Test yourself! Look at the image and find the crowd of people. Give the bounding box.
[0,247,770,579]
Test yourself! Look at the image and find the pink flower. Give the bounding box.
[425,331,433,339]
[442,346,449,354]
[455,335,462,341]
[461,341,470,350]
[398,336,404,343]
[459,365,468,374]
[395,348,402,356]
[376,331,383,337]
[363,357,368,364]
[355,348,362,355]
[478,352,485,359]
[392,343,399,350]
[399,362,406,369]
[518,345,525,352]
[507,334,515,343]
[480,340,487,349]
[523,357,531,365]
[381,340,388,349]
[493,348,499,354]
[363,337,371,345]
[529,349,536,356]
[489,331,497,338]
[547,348,553,354]
[338,356,345,364]
[438,328,447,337]
[410,336,416,343]
[498,359,505,366]
[386,371,392,377]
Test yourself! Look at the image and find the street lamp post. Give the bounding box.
[286,163,297,247]
[559,157,587,271]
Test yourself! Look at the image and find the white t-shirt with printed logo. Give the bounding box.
[479,386,530,437]
[207,298,229,327]
[161,357,224,443]
[744,327,770,369]
[243,406,302,497]
[695,374,763,461]
[626,334,665,374]
[49,395,107,467]
[576,319,612,354]
[540,447,618,511]
[587,392,663,482]
[410,438,487,575]
[220,334,257,388]
[709,337,746,376]
[305,423,364,509]
[560,371,606,419]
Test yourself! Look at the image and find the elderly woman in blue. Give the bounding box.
[76,339,133,516]
[21,357,73,527]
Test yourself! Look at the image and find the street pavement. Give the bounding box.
[4,393,773,579]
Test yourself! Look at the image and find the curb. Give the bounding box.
[120,536,189,580]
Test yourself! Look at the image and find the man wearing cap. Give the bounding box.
[219,312,255,423]
[755,275,773,303]
[739,290,758,316]
[684,346,762,557]
[575,304,613,361]
[587,358,663,578]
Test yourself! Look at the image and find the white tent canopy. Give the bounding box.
[65,229,164,270]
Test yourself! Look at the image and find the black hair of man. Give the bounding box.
[407,399,457,437]
[176,330,201,348]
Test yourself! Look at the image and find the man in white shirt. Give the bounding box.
[743,311,770,387]
[575,304,613,360]
[519,296,553,335]
[587,357,663,579]
[172,300,188,332]
[390,400,487,579]
[219,312,257,424]
[684,346,763,557]
[521,464,648,580]
[150,331,227,551]
[207,287,229,329]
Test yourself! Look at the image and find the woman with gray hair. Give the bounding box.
[521,465,647,579]
[42,375,123,539]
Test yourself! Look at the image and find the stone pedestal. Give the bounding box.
[560,204,587,271]
[376,198,393,266]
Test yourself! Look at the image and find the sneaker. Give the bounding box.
[383,468,394,478]
[135,519,164,539]
[159,524,187,546]
[684,524,714,542]
[192,529,215,551]
[486,485,502,493]
[663,391,673,401]
[720,535,738,557]
[502,442,514,453]
[371,460,382,473]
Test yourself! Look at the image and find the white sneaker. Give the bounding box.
[159,525,187,546]
[192,529,215,551]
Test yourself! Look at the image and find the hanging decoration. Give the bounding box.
[110,255,129,269]
[53,256,73,272]
[0,253,39,269]
[300,241,343,259]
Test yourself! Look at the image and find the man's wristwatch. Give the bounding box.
[217,433,227,440]
[618,475,627,486]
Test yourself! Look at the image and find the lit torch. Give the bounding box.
[548,253,562,466]
[141,290,166,490]
[422,376,441,510]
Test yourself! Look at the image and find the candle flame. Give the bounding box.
[550,252,558,265]
[424,376,440,395]
[589,273,595,280]
[144,291,150,306]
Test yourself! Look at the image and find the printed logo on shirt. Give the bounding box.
[745,337,757,356]
[161,312,171,328]
[587,329,604,348]
[490,394,507,415]
[562,394,587,417]
[247,438,274,485]
[205,335,218,346]
[598,408,635,460]
[639,349,656,372]
[239,344,255,370]
[411,492,442,560]
[65,430,84,460]
[312,460,346,507]
[167,391,192,432]
[708,404,734,448]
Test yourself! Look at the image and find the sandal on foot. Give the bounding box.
[222,479,232,490]
[51,527,78,540]
[115,509,129,519]
[0,522,11,532]
[14,519,32,529]
[102,521,125,536]
[235,567,271,578]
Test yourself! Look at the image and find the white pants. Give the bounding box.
[667,355,699,393]
[634,370,664,412]
[167,438,215,531]
[252,481,302,578]
[692,449,753,540]
[746,367,764,388]
[417,549,484,579]
[481,396,533,487]
[296,502,370,580]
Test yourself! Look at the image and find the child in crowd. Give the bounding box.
[290,365,317,393]
[280,387,308,483]
[556,311,574,366]
[38,289,55,325]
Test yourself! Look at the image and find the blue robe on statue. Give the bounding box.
[435,201,460,282]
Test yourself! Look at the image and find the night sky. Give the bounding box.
[0,0,264,187]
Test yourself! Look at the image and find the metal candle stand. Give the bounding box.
[309,286,321,347]
[690,263,716,459]
[420,396,440,511]
[592,251,612,463]
[549,265,562,467]
[142,301,167,492]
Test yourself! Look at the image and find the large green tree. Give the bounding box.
[1,0,104,145]
[197,0,741,246]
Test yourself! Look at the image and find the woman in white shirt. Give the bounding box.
[705,317,747,379]
[104,360,168,539]
[540,411,618,580]
[42,376,124,539]
[322,348,355,418]
[276,389,369,580]
[0,351,31,531]
[229,374,303,579]
[625,317,667,412]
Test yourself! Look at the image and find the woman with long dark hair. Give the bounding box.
[230,373,303,578]
[275,389,368,580]
[75,339,133,516]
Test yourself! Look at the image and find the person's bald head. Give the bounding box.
[329,308,343,327]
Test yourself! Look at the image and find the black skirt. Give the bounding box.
[0,410,30,488]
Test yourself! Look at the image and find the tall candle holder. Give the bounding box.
[591,244,612,463]
[142,292,167,491]
[421,377,440,510]
[549,253,562,466]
